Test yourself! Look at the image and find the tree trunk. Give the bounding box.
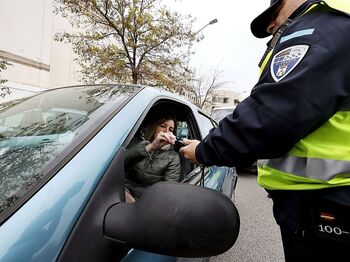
[132,69,138,84]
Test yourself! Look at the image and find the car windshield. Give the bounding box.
[0,84,139,216]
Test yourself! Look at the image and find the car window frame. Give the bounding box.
[58,96,199,261]
[181,110,219,185]
[121,98,201,147]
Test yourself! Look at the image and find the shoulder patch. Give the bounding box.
[271,45,309,82]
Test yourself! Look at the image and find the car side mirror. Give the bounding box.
[104,182,240,257]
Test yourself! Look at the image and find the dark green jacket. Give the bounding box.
[124,138,181,198]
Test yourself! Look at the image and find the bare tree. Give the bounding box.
[54,0,199,92]
[187,67,227,109]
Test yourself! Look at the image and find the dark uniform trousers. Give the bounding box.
[268,187,350,262]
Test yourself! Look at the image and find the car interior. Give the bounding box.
[123,99,202,201]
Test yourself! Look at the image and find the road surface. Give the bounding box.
[212,173,285,262]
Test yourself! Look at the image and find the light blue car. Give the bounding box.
[0,84,239,261]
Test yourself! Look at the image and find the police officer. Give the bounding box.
[180,0,350,261]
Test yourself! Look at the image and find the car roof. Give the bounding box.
[140,86,198,105]
[45,84,201,111]
[212,105,236,111]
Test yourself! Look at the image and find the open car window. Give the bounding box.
[123,100,200,188]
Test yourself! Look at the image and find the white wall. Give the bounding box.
[49,13,81,88]
[0,0,52,87]
[0,0,51,64]
[0,0,81,91]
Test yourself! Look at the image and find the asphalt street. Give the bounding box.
[212,173,285,262]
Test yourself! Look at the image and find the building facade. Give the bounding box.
[210,89,242,109]
[0,0,81,102]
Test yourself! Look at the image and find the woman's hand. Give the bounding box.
[146,132,176,152]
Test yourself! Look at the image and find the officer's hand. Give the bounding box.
[179,139,200,165]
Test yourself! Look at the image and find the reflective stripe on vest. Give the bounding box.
[259,111,350,189]
[257,1,350,190]
[261,156,350,181]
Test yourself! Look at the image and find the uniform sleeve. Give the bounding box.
[196,11,350,167]
[164,152,181,182]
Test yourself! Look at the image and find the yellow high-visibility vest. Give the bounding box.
[258,0,350,190]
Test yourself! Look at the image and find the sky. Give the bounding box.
[167,0,270,97]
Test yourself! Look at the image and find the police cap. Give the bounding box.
[250,0,282,38]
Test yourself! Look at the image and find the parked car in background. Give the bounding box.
[211,106,236,123]
[0,84,239,261]
[210,105,257,175]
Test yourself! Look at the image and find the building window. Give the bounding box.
[223,97,229,103]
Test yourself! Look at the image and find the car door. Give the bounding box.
[121,99,237,262]
[181,111,237,201]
